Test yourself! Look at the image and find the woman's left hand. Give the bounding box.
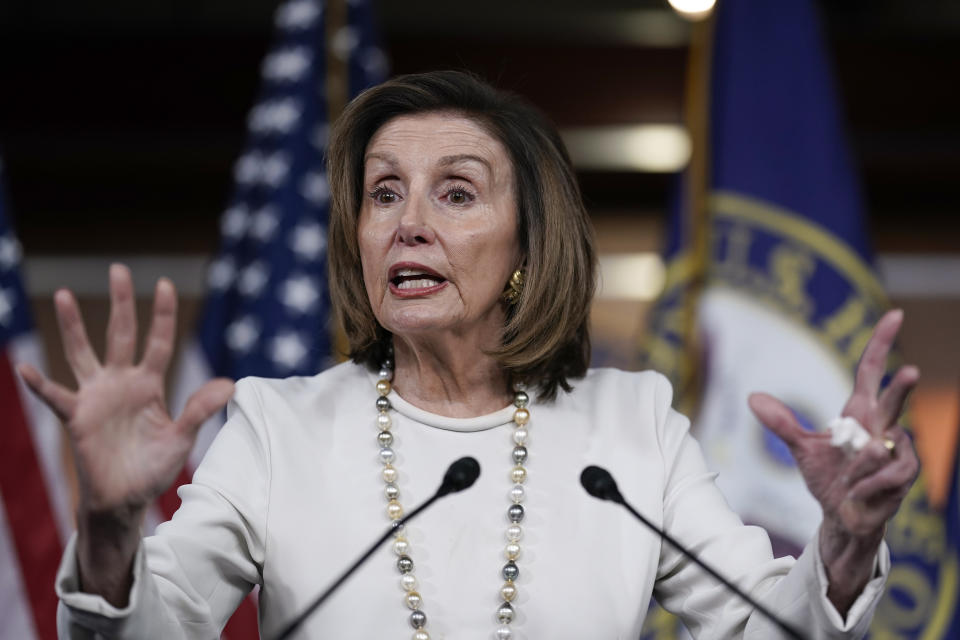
[747,309,920,614]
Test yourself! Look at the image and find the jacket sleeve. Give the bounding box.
[55,377,271,639]
[649,373,888,640]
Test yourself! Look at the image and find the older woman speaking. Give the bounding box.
[25,71,918,639]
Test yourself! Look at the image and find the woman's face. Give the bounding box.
[358,112,522,343]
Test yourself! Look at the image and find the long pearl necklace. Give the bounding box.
[374,360,531,640]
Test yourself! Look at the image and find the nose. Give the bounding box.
[395,193,435,246]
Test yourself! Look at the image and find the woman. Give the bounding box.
[25,71,918,639]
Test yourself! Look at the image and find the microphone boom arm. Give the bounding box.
[273,457,480,640]
[581,466,806,640]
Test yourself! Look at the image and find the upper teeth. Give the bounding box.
[396,268,429,277]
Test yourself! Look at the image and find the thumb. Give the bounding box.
[175,378,235,436]
[748,392,806,449]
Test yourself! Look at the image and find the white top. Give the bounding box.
[56,363,888,639]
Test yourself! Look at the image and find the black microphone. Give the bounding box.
[580,466,806,640]
[273,457,481,640]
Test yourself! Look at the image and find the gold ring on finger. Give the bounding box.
[883,437,896,457]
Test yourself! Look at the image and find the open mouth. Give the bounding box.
[389,266,447,291]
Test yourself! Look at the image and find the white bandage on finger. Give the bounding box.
[828,416,871,455]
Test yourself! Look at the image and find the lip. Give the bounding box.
[388,262,444,280]
[387,262,449,298]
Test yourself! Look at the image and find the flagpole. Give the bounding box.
[675,15,715,416]
[325,0,349,121]
[325,0,352,361]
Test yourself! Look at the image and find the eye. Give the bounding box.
[368,185,399,204]
[444,184,475,205]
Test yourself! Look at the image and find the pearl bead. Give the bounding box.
[397,555,414,573]
[378,367,392,380]
[509,484,525,504]
[413,631,430,640]
[502,561,519,581]
[377,379,391,396]
[383,357,394,369]
[385,483,400,501]
[496,601,515,624]
[510,466,527,484]
[505,543,521,560]
[512,380,527,392]
[501,581,517,602]
[514,390,529,408]
[382,465,398,483]
[394,537,409,555]
[387,500,404,520]
[405,591,422,610]
[507,504,524,523]
[376,396,391,411]
[495,625,513,640]
[409,609,427,629]
[512,446,528,464]
[377,412,393,430]
[400,573,418,591]
[506,524,522,541]
[379,447,396,464]
[378,430,394,447]
[512,428,528,444]
[513,408,530,425]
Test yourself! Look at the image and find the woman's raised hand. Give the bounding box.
[747,309,920,613]
[18,264,235,518]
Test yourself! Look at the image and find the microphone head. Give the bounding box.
[437,457,481,497]
[580,465,623,503]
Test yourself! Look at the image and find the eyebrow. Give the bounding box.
[363,152,493,174]
[437,154,493,173]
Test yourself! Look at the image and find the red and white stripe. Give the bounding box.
[0,334,72,640]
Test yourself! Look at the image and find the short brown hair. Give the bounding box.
[327,71,596,400]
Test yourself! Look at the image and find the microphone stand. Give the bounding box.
[272,457,480,640]
[581,466,806,640]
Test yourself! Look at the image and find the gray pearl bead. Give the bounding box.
[409,610,427,629]
[502,561,519,581]
[496,601,515,624]
[512,446,527,464]
[376,396,391,411]
[397,555,414,573]
[383,357,394,369]
[385,483,400,500]
[377,430,394,447]
[508,504,525,523]
[513,391,529,408]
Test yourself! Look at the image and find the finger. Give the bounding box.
[53,288,101,382]
[842,439,894,488]
[876,365,920,430]
[104,264,138,367]
[851,309,903,401]
[848,431,918,501]
[748,393,808,448]
[17,362,78,419]
[848,453,918,502]
[141,278,178,374]
[175,378,235,436]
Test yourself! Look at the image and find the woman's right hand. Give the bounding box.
[18,263,234,522]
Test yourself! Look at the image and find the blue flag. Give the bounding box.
[164,4,387,635]
[639,0,957,636]
[196,0,387,381]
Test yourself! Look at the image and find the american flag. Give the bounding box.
[162,0,388,637]
[0,157,73,640]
